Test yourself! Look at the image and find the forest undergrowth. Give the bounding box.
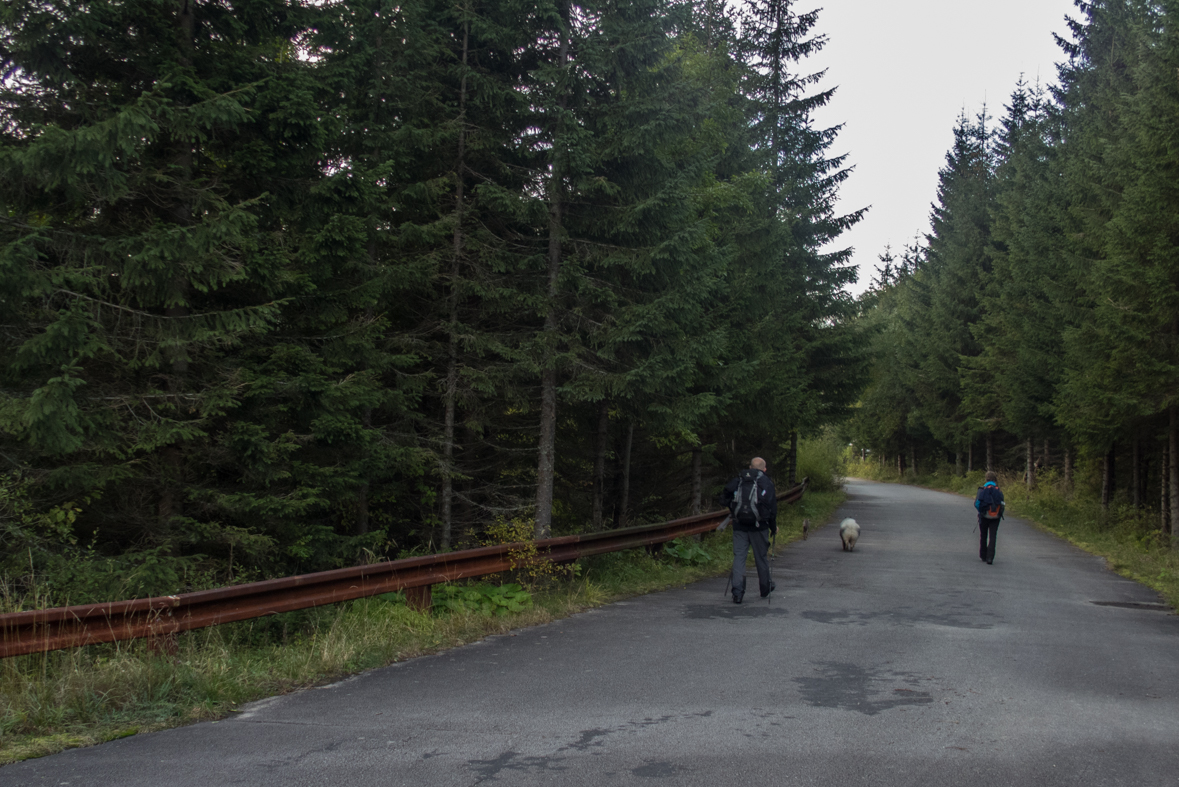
[848,459,1179,611]
[0,489,844,765]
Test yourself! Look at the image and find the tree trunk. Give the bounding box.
[1064,446,1073,488]
[1131,437,1141,510]
[690,444,703,515]
[1042,438,1051,470]
[440,353,457,547]
[356,481,370,537]
[909,444,917,477]
[535,368,558,539]
[897,452,904,478]
[985,433,993,473]
[788,430,798,485]
[955,451,963,477]
[534,5,571,540]
[159,0,197,546]
[441,19,471,550]
[1101,443,1115,510]
[592,400,609,532]
[968,442,973,473]
[1161,438,1170,534]
[1026,438,1036,490]
[357,406,372,536]
[617,421,635,528]
[1170,409,1179,546]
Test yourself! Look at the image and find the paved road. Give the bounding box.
[6,479,1179,786]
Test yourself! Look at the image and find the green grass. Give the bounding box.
[0,490,845,765]
[847,459,1179,610]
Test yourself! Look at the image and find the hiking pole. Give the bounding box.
[766,531,776,606]
[720,515,733,599]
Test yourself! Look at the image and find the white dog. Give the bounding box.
[839,518,860,552]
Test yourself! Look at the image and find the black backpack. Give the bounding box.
[731,469,763,527]
[978,485,1002,519]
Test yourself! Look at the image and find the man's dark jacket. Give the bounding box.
[722,469,778,533]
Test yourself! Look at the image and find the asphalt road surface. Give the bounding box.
[5,479,1178,786]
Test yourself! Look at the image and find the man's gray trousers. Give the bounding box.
[731,527,772,599]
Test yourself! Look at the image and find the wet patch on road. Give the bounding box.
[632,715,675,728]
[565,728,612,752]
[469,714,708,781]
[800,605,996,629]
[552,715,688,757]
[794,661,934,716]
[632,760,686,778]
[682,604,791,620]
[468,750,569,783]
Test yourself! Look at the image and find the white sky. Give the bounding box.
[808,0,1077,295]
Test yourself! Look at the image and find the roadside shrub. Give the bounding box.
[432,583,532,616]
[662,537,716,565]
[481,515,574,590]
[796,430,846,492]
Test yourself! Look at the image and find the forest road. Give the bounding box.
[5,478,1179,786]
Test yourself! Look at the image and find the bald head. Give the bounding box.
[750,457,766,471]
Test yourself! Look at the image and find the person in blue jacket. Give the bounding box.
[974,471,1005,565]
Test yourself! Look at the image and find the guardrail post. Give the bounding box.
[406,585,432,613]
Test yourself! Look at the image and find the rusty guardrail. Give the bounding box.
[0,479,807,658]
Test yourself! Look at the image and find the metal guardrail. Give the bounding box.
[0,479,807,658]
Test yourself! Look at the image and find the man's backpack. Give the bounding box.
[978,485,1002,520]
[731,469,763,527]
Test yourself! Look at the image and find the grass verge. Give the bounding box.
[0,489,844,765]
[848,460,1179,610]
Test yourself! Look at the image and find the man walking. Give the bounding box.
[722,457,778,603]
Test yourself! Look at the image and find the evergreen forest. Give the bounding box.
[852,0,1179,547]
[0,0,865,602]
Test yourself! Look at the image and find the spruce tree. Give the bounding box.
[719,0,864,460]
[0,0,359,585]
[963,82,1068,458]
[1070,0,1179,530]
[911,111,996,456]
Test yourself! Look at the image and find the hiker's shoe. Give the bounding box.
[761,581,776,598]
[732,592,743,604]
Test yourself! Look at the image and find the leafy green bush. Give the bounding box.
[662,537,715,565]
[432,583,532,616]
[796,430,847,492]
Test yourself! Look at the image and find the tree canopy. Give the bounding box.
[0,0,865,599]
[850,0,1179,540]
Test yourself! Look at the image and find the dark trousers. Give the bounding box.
[979,518,1000,562]
[731,528,772,597]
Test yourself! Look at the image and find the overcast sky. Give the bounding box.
[807,0,1077,295]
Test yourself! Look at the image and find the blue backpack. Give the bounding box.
[978,485,1003,520]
